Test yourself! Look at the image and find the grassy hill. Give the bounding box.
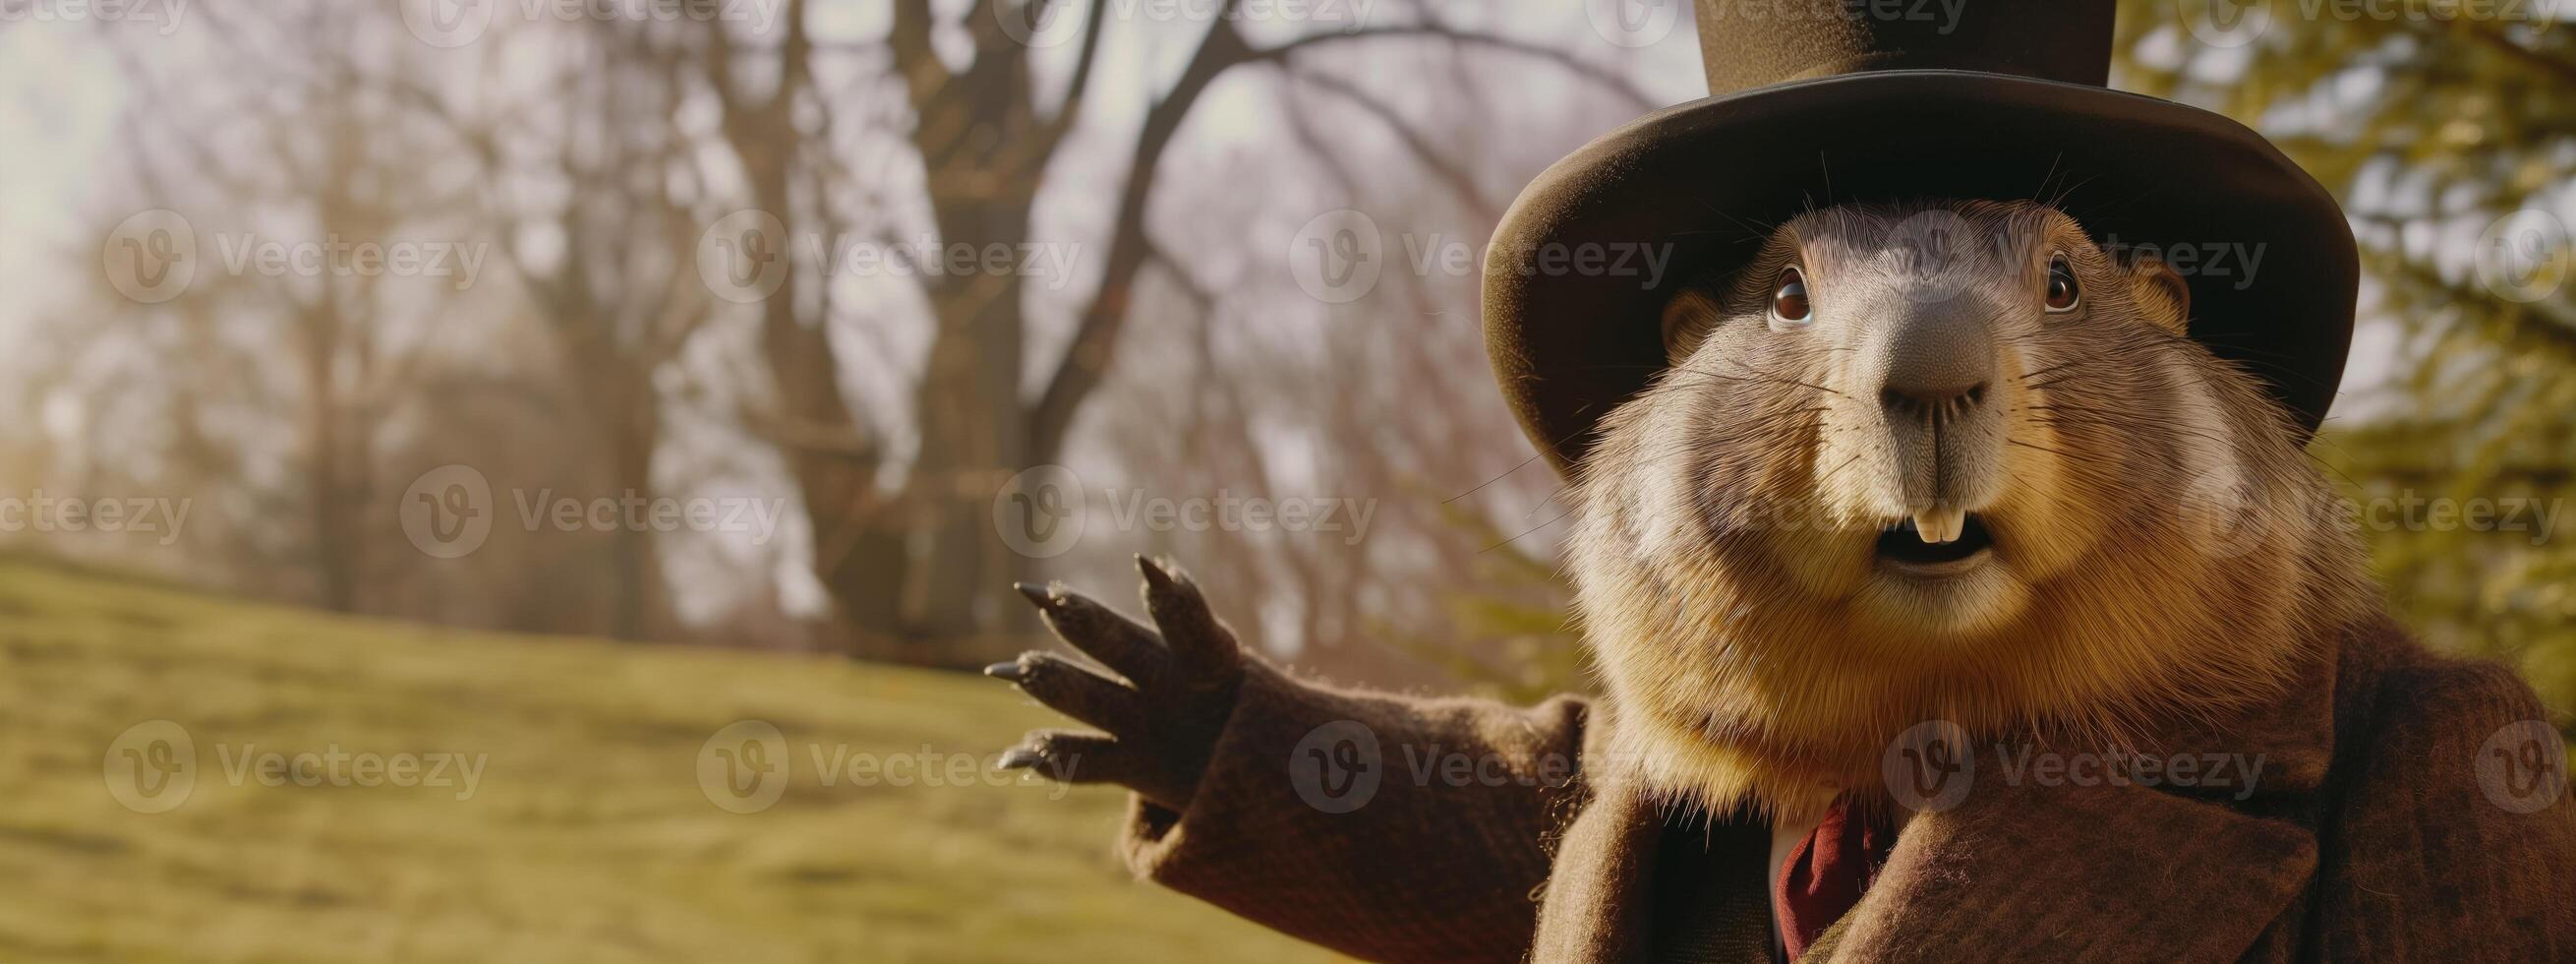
[0,557,1334,963]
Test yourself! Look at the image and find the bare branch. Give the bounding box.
[1252,25,1657,110]
[1288,66,1497,219]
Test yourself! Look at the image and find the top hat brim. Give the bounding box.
[1484,70,2358,475]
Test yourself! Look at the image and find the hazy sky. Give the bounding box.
[7,5,2564,435]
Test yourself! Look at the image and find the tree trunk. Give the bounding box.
[603,397,673,640]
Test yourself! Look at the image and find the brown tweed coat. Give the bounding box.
[1115,615,2575,962]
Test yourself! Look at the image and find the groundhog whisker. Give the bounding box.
[2016,355,2109,382]
[1653,373,1826,393]
[1712,359,1848,399]
[2196,354,2348,394]
[1484,503,1580,554]
[1662,364,1844,396]
[2027,413,2249,454]
[1817,450,1865,487]
[2006,438,2072,457]
[1631,376,1836,409]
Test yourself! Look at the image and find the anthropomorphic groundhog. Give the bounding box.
[985,5,2575,962]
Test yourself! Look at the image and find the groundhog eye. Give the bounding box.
[1771,268,1812,327]
[2045,255,2081,313]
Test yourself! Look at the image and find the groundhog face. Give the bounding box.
[1570,201,2353,815]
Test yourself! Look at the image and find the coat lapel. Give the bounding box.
[1802,772,2317,963]
[1532,777,1668,963]
[1805,639,2345,963]
[1532,758,2322,964]
[1535,635,2349,962]
[1531,776,1782,964]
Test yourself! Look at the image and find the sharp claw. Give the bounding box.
[995,749,1042,770]
[1136,554,1175,590]
[982,660,1028,682]
[1013,581,1060,611]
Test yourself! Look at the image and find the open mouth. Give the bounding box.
[1876,512,1995,569]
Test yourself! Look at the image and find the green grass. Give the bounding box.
[0,557,1334,963]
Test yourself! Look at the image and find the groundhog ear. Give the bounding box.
[2115,251,2192,335]
[1660,285,1723,361]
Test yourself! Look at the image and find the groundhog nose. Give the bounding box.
[1879,381,1990,422]
[1879,303,1998,422]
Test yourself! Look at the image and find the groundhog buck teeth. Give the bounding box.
[1569,200,2371,822]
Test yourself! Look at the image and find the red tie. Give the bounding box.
[1774,800,1898,960]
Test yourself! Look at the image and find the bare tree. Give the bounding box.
[688,0,1648,665]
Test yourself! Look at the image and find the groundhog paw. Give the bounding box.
[987,555,1244,812]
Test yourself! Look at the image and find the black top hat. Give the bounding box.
[1484,1,2357,473]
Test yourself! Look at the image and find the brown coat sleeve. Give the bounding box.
[2315,656,2576,962]
[1120,659,1593,963]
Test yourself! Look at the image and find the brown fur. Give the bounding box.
[1568,201,2375,821]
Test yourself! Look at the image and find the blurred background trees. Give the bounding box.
[0,2,2566,727]
[2114,0,2576,721]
